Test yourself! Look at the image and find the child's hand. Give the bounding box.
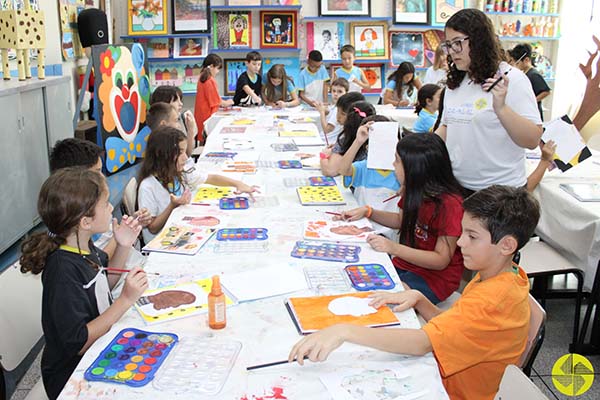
[320,146,333,157]
[133,208,152,227]
[253,95,262,105]
[334,206,368,222]
[368,290,421,312]
[234,183,260,201]
[183,110,198,138]
[315,102,327,114]
[366,234,395,253]
[482,73,509,112]
[398,99,410,107]
[288,324,347,365]
[540,140,556,162]
[113,215,142,247]
[120,266,148,304]
[170,189,191,207]
[356,121,373,144]
[275,100,286,108]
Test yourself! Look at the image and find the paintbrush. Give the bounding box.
[247,356,308,371]
[382,193,400,203]
[105,268,160,276]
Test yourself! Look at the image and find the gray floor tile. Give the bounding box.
[9,389,30,400]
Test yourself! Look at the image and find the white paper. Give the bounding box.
[542,117,586,163]
[293,136,326,146]
[367,122,400,170]
[221,266,308,303]
[328,297,377,317]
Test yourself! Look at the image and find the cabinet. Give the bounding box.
[45,81,74,148]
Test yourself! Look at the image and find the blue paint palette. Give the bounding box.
[309,176,336,186]
[278,160,303,169]
[204,152,237,158]
[219,196,249,210]
[344,264,396,291]
[217,228,268,241]
[291,241,360,263]
[84,328,178,387]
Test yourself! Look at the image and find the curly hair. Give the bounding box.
[445,9,502,90]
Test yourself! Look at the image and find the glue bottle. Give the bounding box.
[208,275,226,329]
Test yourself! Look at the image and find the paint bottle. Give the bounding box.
[515,0,523,13]
[208,275,226,329]
[485,0,495,12]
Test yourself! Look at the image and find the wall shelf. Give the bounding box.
[390,24,443,30]
[121,33,211,40]
[211,5,301,10]
[148,57,206,62]
[485,11,559,17]
[302,16,392,22]
[214,47,301,53]
[498,36,560,41]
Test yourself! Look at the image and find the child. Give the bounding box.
[234,51,263,106]
[194,54,234,141]
[424,44,448,86]
[335,133,464,303]
[334,45,370,93]
[289,185,539,400]
[412,83,442,133]
[146,102,181,132]
[526,140,557,192]
[151,85,198,155]
[297,50,330,108]
[20,168,148,400]
[320,99,374,177]
[383,61,422,107]
[262,64,300,108]
[509,43,551,121]
[137,127,258,243]
[316,77,349,145]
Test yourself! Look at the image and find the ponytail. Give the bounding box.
[199,53,224,83]
[415,84,441,114]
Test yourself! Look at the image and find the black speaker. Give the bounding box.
[77,8,109,48]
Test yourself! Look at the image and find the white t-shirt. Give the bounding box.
[442,62,541,190]
[424,67,447,86]
[325,106,343,145]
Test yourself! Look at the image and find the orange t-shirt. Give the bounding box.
[422,266,530,400]
[194,76,221,140]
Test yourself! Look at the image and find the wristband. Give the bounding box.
[319,152,330,160]
[365,205,373,219]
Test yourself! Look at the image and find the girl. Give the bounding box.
[194,54,235,141]
[20,168,148,400]
[320,100,375,177]
[423,44,448,86]
[137,127,258,243]
[382,61,422,107]
[335,133,464,304]
[262,64,300,108]
[412,83,442,133]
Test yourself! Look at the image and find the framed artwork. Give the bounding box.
[390,31,425,67]
[213,11,252,49]
[127,0,168,36]
[262,56,301,84]
[172,0,210,34]
[431,0,463,27]
[318,0,369,17]
[262,0,300,4]
[394,0,429,25]
[173,37,208,58]
[350,22,389,60]
[226,0,260,4]
[224,59,247,96]
[360,64,384,93]
[145,38,170,59]
[260,10,298,49]
[149,61,203,94]
[306,21,344,61]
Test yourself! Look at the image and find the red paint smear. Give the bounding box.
[238,386,288,400]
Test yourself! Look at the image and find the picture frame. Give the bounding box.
[306,21,344,61]
[226,0,260,5]
[262,56,301,83]
[262,0,301,4]
[390,31,425,67]
[149,60,204,94]
[145,38,170,59]
[430,0,463,27]
[173,36,208,58]
[213,11,252,49]
[318,0,370,17]
[127,0,168,36]
[259,10,298,49]
[393,0,429,25]
[172,0,210,34]
[224,59,247,96]
[330,63,383,94]
[349,21,389,60]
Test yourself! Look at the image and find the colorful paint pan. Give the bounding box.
[291,241,360,263]
[219,196,249,210]
[308,176,336,187]
[216,228,268,241]
[344,264,395,291]
[278,160,303,169]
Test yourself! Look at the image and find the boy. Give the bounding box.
[297,50,330,108]
[289,185,540,400]
[334,44,370,93]
[316,77,348,145]
[509,43,551,121]
[146,102,181,132]
[234,51,262,106]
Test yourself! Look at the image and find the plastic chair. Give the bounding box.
[494,364,549,400]
[519,295,547,376]
[120,177,144,247]
[587,134,600,151]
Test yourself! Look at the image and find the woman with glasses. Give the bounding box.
[436,8,542,196]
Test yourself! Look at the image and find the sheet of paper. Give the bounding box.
[367,122,400,170]
[542,117,586,163]
[221,266,308,303]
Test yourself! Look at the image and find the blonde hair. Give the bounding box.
[262,64,293,103]
[433,44,446,71]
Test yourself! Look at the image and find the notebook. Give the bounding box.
[559,183,600,202]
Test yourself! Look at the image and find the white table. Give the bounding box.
[59,112,447,399]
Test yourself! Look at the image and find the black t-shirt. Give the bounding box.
[41,243,109,400]
[526,68,551,121]
[234,71,262,106]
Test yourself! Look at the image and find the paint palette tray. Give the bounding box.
[278,160,303,169]
[297,186,346,206]
[252,195,280,208]
[283,177,309,188]
[271,142,299,152]
[84,328,178,387]
[154,338,241,395]
[291,241,360,263]
[344,264,396,291]
[304,265,351,293]
[204,152,237,158]
[216,228,268,241]
[213,240,269,253]
[219,196,249,210]
[308,176,336,187]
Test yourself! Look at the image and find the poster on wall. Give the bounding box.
[262,56,301,85]
[306,21,344,61]
[390,31,425,67]
[213,11,252,49]
[149,61,203,94]
[58,0,86,61]
[224,59,246,96]
[350,21,389,60]
[127,0,168,35]
[431,0,464,26]
[172,0,210,33]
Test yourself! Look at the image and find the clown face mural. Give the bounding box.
[92,43,151,174]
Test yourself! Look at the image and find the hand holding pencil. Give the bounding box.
[331,206,369,222]
[482,71,509,112]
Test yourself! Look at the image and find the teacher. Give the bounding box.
[436,9,542,194]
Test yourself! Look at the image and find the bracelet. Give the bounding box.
[365,205,373,219]
[319,152,330,160]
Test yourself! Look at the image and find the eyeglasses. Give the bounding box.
[440,36,470,54]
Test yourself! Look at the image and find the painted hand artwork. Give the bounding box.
[92,43,151,174]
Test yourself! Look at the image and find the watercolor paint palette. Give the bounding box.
[278,160,303,169]
[216,228,268,241]
[204,152,237,158]
[291,241,360,263]
[219,196,249,210]
[297,186,346,206]
[308,176,336,186]
[213,240,269,253]
[84,328,178,387]
[271,142,299,152]
[304,265,350,293]
[344,264,396,291]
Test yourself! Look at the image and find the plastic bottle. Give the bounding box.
[208,275,226,329]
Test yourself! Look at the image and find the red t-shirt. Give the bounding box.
[392,193,464,301]
[194,77,221,140]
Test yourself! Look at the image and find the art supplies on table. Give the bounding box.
[83,328,178,387]
[142,226,215,256]
[291,241,360,263]
[344,264,396,291]
[219,196,250,210]
[256,160,278,168]
[252,195,280,208]
[220,126,248,134]
[542,115,591,172]
[154,338,241,395]
[223,138,254,150]
[292,136,326,147]
[193,187,233,203]
[216,228,268,241]
[221,266,308,303]
[230,118,256,126]
[366,121,400,171]
[271,142,299,152]
[285,292,400,334]
[213,240,269,254]
[304,265,351,293]
[297,186,346,206]
[222,161,257,174]
[278,160,303,169]
[303,218,374,243]
[134,279,235,325]
[279,129,317,137]
[204,152,237,158]
[283,177,310,187]
[559,183,600,202]
[299,154,321,169]
[180,215,225,228]
[308,176,336,186]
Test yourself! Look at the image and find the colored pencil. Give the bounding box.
[324,211,342,216]
[382,193,400,203]
[105,268,160,276]
[246,356,308,371]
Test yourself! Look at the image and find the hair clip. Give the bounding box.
[353,107,367,118]
[47,231,57,239]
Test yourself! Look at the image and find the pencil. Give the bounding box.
[105,268,160,276]
[382,193,400,203]
[486,70,509,92]
[324,211,342,216]
[246,356,308,371]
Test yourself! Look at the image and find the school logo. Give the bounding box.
[474,98,487,110]
[551,353,594,396]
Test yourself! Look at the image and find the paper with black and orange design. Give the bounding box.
[542,115,591,172]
